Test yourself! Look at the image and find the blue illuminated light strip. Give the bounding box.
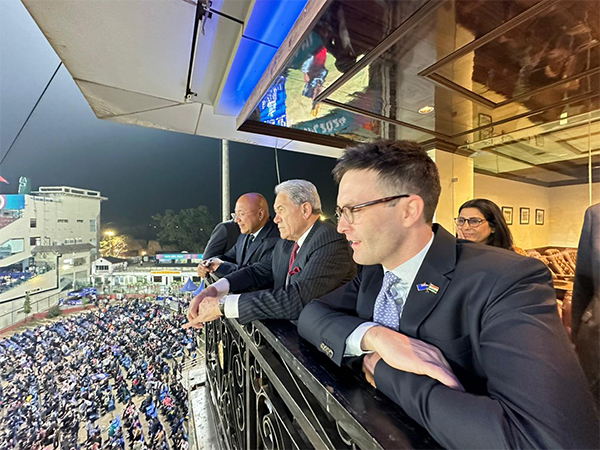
[216,0,309,117]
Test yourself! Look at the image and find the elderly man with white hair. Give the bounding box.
[185,179,356,327]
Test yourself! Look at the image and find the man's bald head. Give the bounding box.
[234,193,270,234]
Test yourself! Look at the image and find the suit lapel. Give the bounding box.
[400,225,456,337]
[242,220,274,265]
[290,221,321,271]
[358,266,384,319]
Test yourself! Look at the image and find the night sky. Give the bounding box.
[0,0,339,240]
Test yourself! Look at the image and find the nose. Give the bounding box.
[274,213,282,224]
[336,216,350,235]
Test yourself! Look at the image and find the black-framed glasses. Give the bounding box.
[335,195,409,224]
[454,217,487,228]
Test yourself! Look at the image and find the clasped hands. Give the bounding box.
[361,326,464,391]
[196,258,223,278]
[183,286,223,329]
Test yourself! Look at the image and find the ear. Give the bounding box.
[301,202,312,219]
[401,195,425,227]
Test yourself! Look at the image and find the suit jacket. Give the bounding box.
[298,224,599,449]
[213,219,280,279]
[225,219,357,325]
[203,220,240,260]
[572,203,600,409]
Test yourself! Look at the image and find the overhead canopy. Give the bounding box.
[238,0,599,187]
[22,0,599,185]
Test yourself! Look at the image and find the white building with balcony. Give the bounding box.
[0,186,106,330]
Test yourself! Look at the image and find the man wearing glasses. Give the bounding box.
[197,193,279,284]
[297,141,598,449]
[186,180,356,326]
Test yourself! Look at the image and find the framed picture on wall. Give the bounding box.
[502,206,513,225]
[520,207,530,225]
[535,209,545,225]
[478,113,493,140]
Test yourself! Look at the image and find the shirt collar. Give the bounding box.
[250,225,264,240]
[296,223,315,248]
[383,232,434,287]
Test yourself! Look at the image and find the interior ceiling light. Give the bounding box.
[418,105,434,114]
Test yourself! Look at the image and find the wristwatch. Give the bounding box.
[218,296,227,316]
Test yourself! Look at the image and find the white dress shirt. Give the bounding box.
[213,223,315,318]
[344,232,434,356]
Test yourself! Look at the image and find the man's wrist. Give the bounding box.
[361,325,383,352]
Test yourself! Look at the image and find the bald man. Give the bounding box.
[197,193,280,284]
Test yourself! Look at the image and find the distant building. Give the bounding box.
[0,186,106,330]
[92,256,128,275]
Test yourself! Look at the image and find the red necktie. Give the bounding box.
[288,243,299,275]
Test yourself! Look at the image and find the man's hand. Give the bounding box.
[183,295,221,329]
[362,326,464,391]
[184,286,223,329]
[362,352,381,387]
[196,258,223,277]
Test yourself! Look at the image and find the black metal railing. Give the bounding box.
[205,318,440,449]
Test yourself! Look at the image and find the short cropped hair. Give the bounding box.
[275,180,322,215]
[333,140,441,224]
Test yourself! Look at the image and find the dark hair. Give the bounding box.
[332,140,441,223]
[458,198,514,250]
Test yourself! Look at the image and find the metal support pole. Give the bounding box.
[222,140,230,222]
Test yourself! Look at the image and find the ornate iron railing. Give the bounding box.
[205,318,440,449]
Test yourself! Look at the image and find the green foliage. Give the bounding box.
[152,206,214,253]
[23,294,32,315]
[82,297,90,306]
[47,305,62,318]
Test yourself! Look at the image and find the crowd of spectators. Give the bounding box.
[0,300,196,449]
[0,265,51,294]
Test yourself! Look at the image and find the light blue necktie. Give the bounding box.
[373,271,403,330]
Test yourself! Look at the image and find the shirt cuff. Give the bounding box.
[343,322,378,357]
[211,278,230,297]
[223,294,240,318]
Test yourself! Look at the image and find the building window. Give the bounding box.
[96,265,109,271]
[77,219,84,223]
[90,219,96,232]
[30,218,37,228]
[30,237,40,246]
[192,276,201,282]
[173,276,182,282]
[153,276,162,283]
[57,219,68,223]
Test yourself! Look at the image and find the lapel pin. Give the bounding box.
[417,282,439,294]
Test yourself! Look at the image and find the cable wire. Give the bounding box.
[0,62,63,168]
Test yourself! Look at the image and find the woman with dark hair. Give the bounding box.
[455,199,524,253]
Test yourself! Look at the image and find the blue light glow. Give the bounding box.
[216,0,308,117]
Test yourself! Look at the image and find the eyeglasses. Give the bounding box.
[335,195,409,224]
[454,217,487,228]
[231,210,257,220]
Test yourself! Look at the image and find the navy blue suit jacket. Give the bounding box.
[298,225,599,449]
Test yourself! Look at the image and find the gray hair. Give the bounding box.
[275,180,322,215]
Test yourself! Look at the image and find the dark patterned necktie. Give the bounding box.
[288,243,299,275]
[242,234,255,261]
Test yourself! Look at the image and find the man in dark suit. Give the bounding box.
[185,180,356,326]
[197,193,279,281]
[202,220,240,260]
[572,203,600,411]
[297,141,599,449]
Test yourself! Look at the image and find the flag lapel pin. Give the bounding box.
[417,282,439,294]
